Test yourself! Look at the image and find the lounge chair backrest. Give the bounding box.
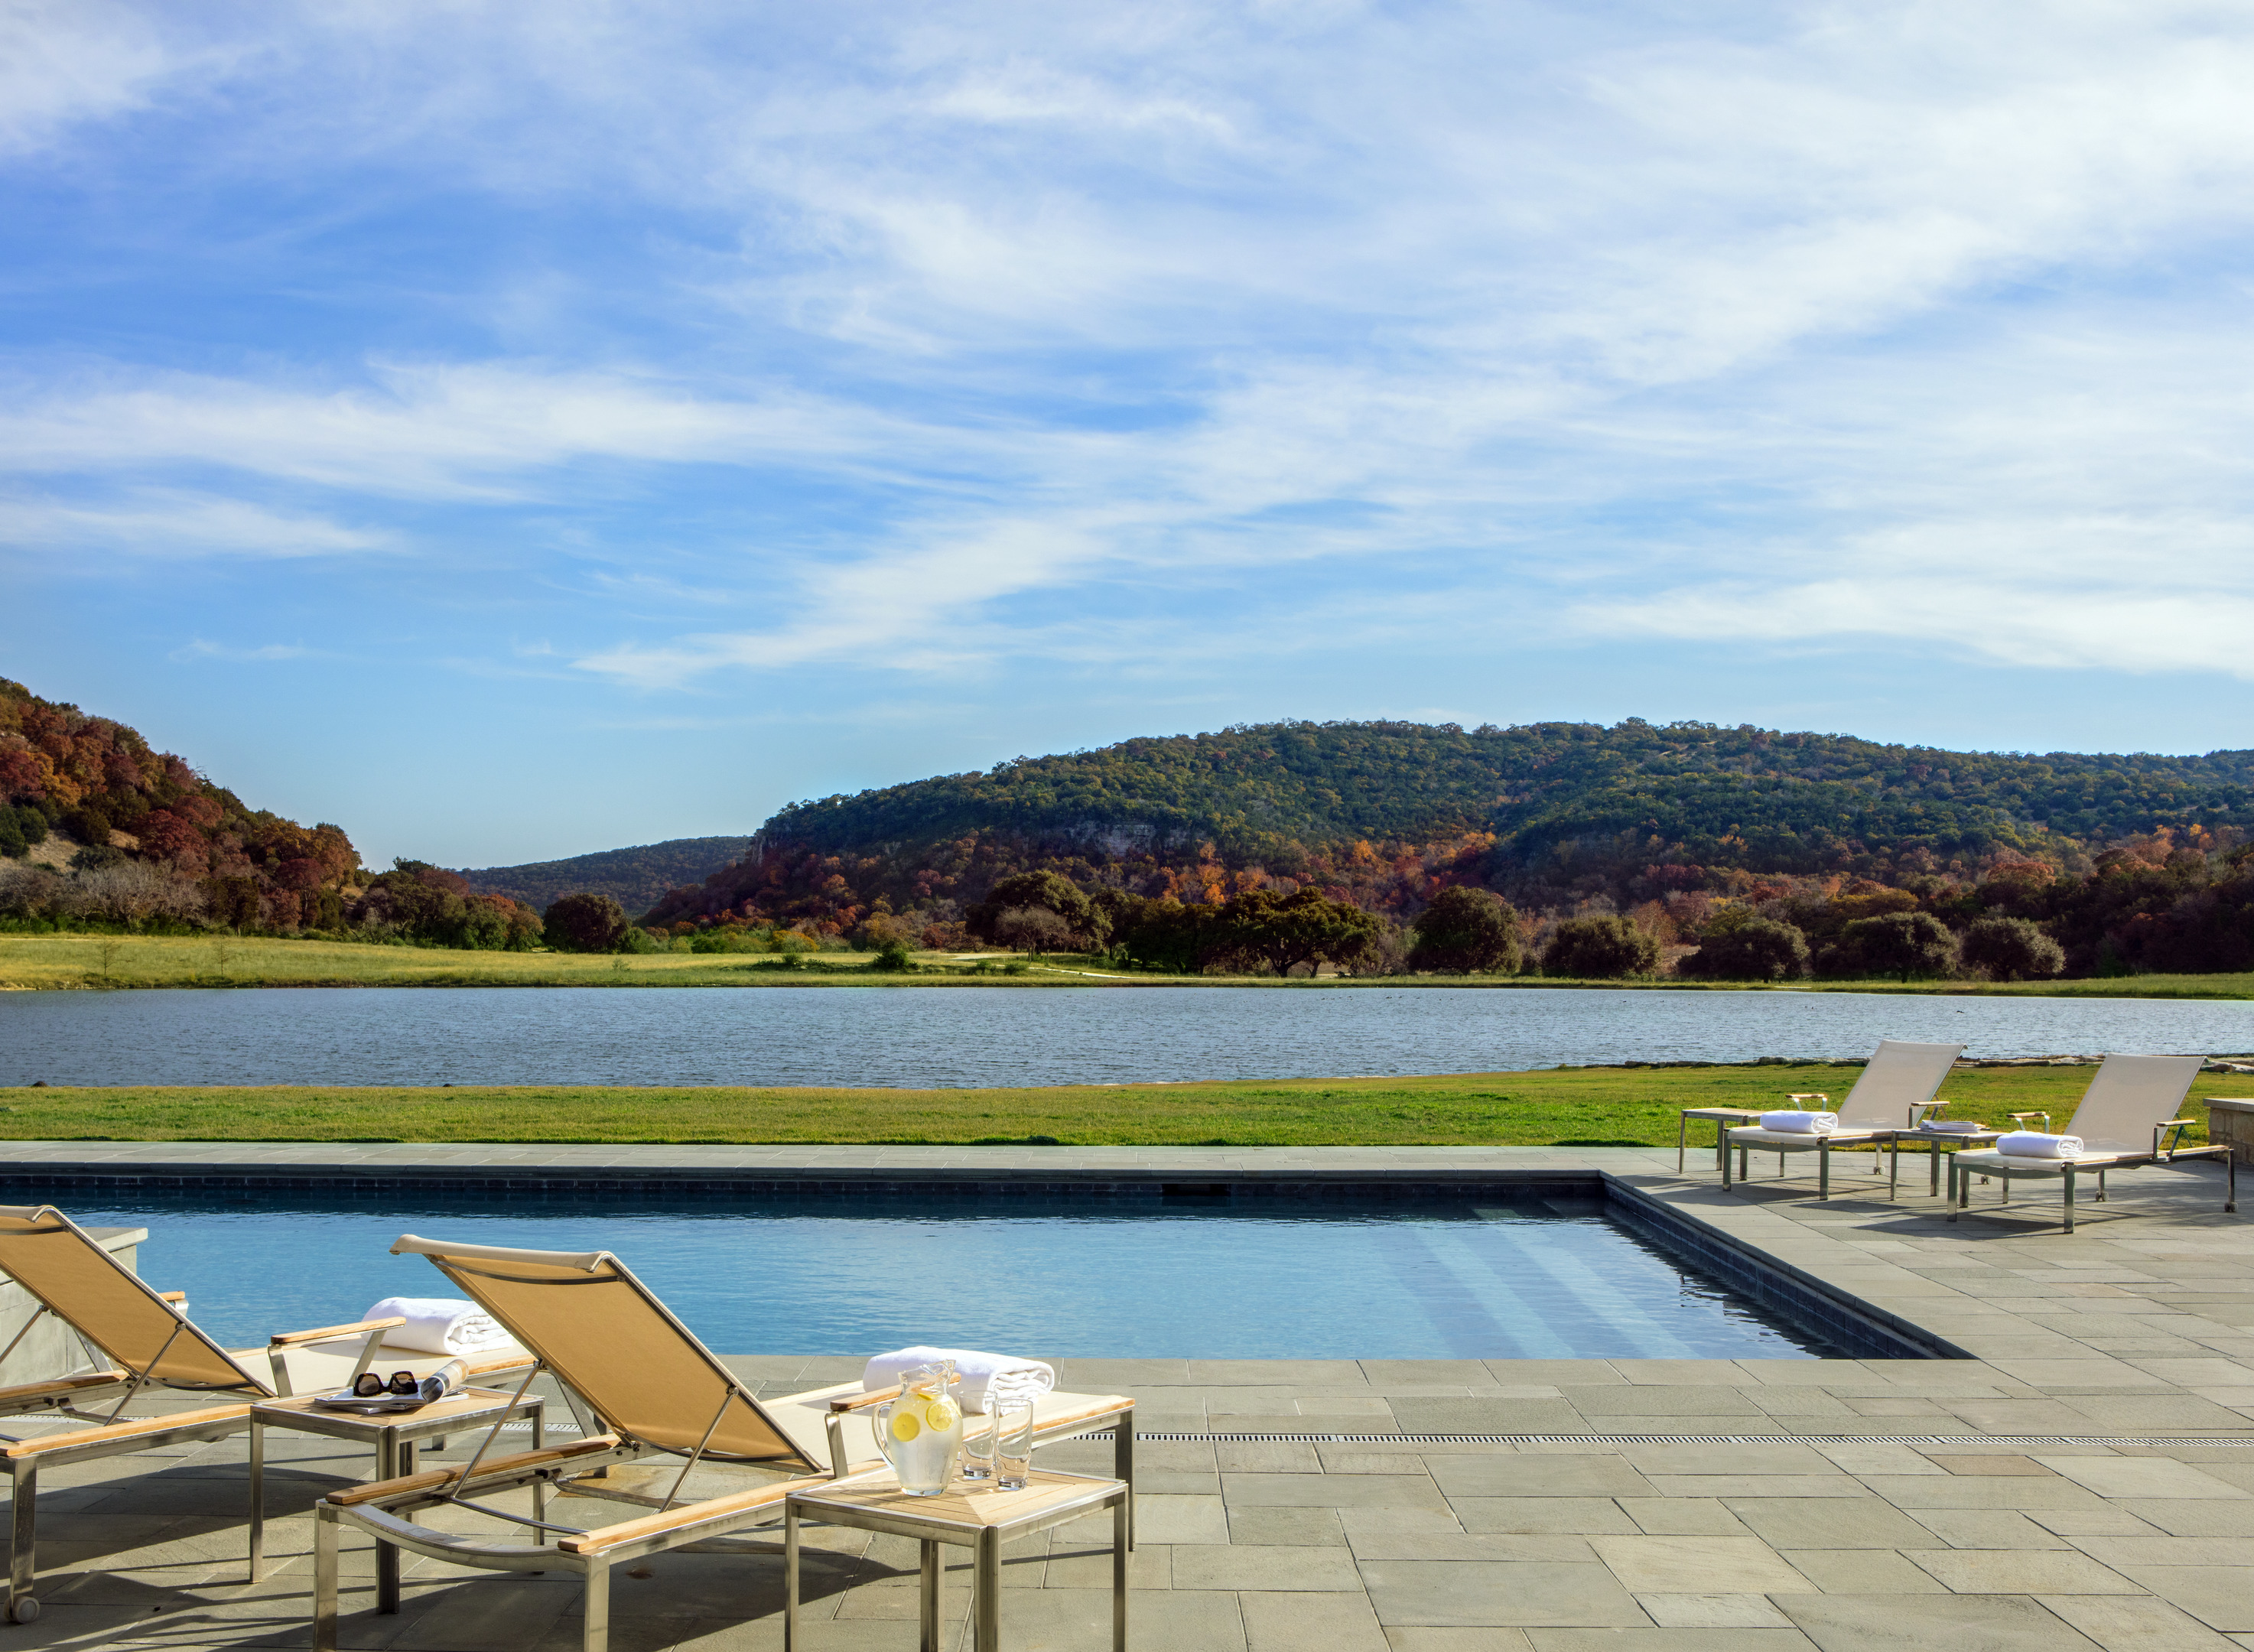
[2064,1054,2204,1153]
[1835,1040,1966,1129]
[0,1205,267,1391]
[391,1234,816,1470]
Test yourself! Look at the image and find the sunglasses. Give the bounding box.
[353,1371,422,1398]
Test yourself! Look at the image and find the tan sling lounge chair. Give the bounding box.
[316,1235,1136,1652]
[0,1204,439,1625]
[1723,1039,1965,1198]
[1949,1053,2236,1234]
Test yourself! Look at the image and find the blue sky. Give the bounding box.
[6,2,2253,868]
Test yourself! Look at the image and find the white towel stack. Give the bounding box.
[364,1297,522,1357]
[863,1346,1057,1416]
[1758,1111,1839,1134]
[1994,1132,2085,1159]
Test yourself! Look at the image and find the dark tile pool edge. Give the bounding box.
[1599,1179,1967,1363]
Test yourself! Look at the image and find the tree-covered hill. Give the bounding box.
[459,837,752,915]
[645,719,2254,941]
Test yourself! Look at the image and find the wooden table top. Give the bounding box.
[789,1465,1121,1531]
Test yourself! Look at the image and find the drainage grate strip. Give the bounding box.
[1077,1431,2254,1448]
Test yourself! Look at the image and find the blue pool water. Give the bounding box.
[46,1189,1830,1360]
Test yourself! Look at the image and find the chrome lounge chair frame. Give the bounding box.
[316,1235,1135,1652]
[1722,1040,1966,1198]
[1948,1054,2237,1234]
[0,1205,404,1624]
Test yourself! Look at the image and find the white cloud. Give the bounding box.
[13,0,2254,696]
[169,639,316,663]
[0,0,201,158]
[0,491,388,557]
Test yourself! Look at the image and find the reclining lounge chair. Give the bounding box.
[317,1235,1137,1652]
[0,1204,434,1624]
[1949,1053,2236,1234]
[1723,1039,1964,1198]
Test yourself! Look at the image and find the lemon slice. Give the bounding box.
[891,1410,922,1443]
[925,1397,960,1432]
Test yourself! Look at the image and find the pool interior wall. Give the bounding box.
[0,1174,1917,1363]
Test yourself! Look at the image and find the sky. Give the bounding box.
[5,1,2254,868]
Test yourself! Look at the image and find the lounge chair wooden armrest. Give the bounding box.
[325,1435,624,1507]
[556,1472,838,1556]
[3,1403,251,1459]
[0,1371,129,1406]
[156,1291,187,1304]
[270,1315,407,1348]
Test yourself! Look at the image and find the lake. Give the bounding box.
[3,985,2250,1088]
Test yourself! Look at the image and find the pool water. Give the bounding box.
[40,1189,1833,1360]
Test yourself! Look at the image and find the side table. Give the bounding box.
[1888,1127,2005,1200]
[250,1385,544,1611]
[785,1466,1129,1652]
[1678,1107,1767,1172]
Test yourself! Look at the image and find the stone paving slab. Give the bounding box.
[0,1139,2244,1649]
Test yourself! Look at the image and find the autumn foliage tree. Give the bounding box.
[542,891,631,952]
[1541,915,1660,978]
[1409,886,1521,973]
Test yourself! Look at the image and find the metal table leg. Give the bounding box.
[376,1433,414,1612]
[920,1539,941,1652]
[1114,1412,1135,1550]
[976,1526,1001,1652]
[783,1504,798,1652]
[1677,1113,1688,1173]
[1113,1493,1128,1652]
[248,1417,264,1582]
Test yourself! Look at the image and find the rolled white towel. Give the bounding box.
[363,1296,521,1357]
[1994,1132,2086,1159]
[864,1346,1057,1416]
[1758,1111,1838,1134]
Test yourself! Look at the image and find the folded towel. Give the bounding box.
[364,1297,521,1357]
[1994,1132,2085,1159]
[1758,1111,1838,1133]
[1923,1120,1985,1133]
[864,1346,1057,1416]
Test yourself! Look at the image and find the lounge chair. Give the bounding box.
[0,1204,431,1624]
[1949,1053,2237,1233]
[1722,1039,1965,1198]
[316,1235,1137,1652]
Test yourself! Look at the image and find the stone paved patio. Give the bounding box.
[0,1140,2247,1650]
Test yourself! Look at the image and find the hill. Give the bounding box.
[0,677,360,929]
[643,720,2254,971]
[459,836,752,915]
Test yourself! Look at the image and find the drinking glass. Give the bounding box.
[961,1410,995,1481]
[994,1397,1034,1491]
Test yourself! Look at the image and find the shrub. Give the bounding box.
[542,891,630,953]
[1410,887,1522,974]
[1677,917,1810,981]
[1542,915,1660,978]
[1823,911,1958,980]
[867,938,916,971]
[1960,915,2065,981]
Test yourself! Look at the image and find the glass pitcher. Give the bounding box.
[870,1359,964,1495]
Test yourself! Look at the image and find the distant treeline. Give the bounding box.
[643,719,2254,979]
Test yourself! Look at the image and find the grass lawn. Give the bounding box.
[4,932,2252,997]
[0,1066,2235,1146]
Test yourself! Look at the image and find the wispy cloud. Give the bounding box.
[0,491,389,558]
[169,639,317,664]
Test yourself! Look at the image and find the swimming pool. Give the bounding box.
[38,1185,1836,1360]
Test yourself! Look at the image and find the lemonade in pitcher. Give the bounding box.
[871,1360,964,1495]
